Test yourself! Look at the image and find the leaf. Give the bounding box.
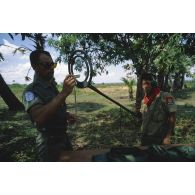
[12,47,29,55]
[8,33,14,40]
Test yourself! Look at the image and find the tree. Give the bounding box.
[0,33,54,110]
[0,74,25,110]
[121,77,135,101]
[154,34,194,91]
[49,33,195,109]
[9,33,47,50]
[0,44,25,110]
[183,33,195,57]
[49,33,174,111]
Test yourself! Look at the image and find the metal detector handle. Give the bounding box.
[88,85,138,118]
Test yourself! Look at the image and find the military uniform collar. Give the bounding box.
[33,73,57,89]
[156,91,162,98]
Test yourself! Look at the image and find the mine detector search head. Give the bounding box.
[68,50,140,118]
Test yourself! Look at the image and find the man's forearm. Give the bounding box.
[30,92,67,126]
[166,113,176,137]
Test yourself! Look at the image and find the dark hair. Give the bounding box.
[141,73,158,87]
[30,50,51,66]
[141,73,153,82]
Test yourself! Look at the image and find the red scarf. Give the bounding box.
[143,87,160,107]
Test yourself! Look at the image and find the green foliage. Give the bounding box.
[9,33,46,50]
[1,33,195,161]
[0,108,37,161]
[121,77,135,100]
[1,82,195,161]
[48,33,195,82]
[154,34,193,77]
[8,33,61,51]
[121,77,135,88]
[49,33,115,75]
[182,33,195,57]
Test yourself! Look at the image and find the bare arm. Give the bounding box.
[29,75,76,127]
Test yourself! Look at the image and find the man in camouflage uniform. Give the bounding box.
[139,73,177,146]
[23,50,76,161]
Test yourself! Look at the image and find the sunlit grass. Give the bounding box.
[1,81,195,161]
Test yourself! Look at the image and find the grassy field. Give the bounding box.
[1,81,195,161]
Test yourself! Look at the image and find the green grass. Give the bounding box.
[1,81,195,161]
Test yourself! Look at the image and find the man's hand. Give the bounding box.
[61,75,76,97]
[29,75,76,127]
[163,112,176,145]
[66,112,76,125]
[163,136,171,145]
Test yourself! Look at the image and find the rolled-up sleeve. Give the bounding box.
[22,91,43,112]
[164,94,177,113]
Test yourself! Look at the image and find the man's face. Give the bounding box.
[34,53,55,81]
[142,80,152,95]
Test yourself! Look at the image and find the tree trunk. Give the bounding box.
[163,74,170,92]
[129,87,133,101]
[135,74,144,112]
[0,74,24,110]
[157,71,164,90]
[180,73,185,90]
[173,73,180,91]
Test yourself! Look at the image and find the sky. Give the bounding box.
[0,33,129,84]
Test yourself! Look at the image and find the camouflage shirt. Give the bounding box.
[141,91,177,142]
[22,74,67,135]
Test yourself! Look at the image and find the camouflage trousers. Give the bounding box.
[36,130,72,162]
